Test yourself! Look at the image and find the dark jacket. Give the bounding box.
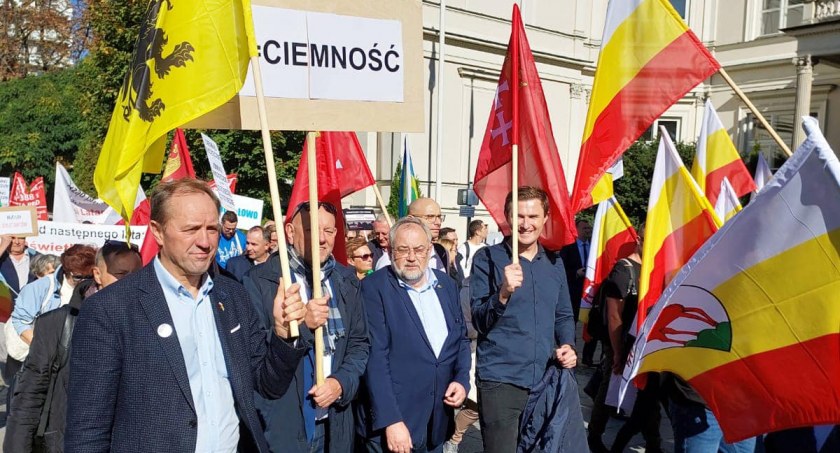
[471,242,575,389]
[559,242,585,322]
[241,254,370,453]
[225,254,254,283]
[518,365,587,453]
[64,264,307,453]
[4,280,94,453]
[356,267,471,448]
[0,249,39,301]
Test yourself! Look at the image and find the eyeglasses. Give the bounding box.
[392,245,429,258]
[69,273,93,282]
[417,214,445,222]
[353,253,373,260]
[303,226,338,236]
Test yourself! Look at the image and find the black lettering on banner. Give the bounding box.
[331,46,347,69]
[263,40,281,64]
[385,44,400,72]
[368,43,382,71]
[283,41,290,65]
[310,44,328,67]
[292,42,307,66]
[349,47,366,70]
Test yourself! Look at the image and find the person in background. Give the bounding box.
[439,228,458,244]
[30,255,61,279]
[11,245,97,347]
[216,210,247,269]
[0,236,40,302]
[5,241,143,452]
[437,238,464,286]
[367,216,391,265]
[457,220,487,280]
[226,226,272,282]
[265,224,280,254]
[374,199,449,273]
[346,237,374,280]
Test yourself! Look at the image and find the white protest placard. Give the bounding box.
[0,177,10,206]
[26,221,147,256]
[0,206,38,236]
[185,0,423,132]
[202,134,237,212]
[240,7,404,102]
[231,194,264,230]
[53,163,111,224]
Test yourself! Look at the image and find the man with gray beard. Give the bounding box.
[356,217,471,453]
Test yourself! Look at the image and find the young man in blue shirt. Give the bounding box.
[470,186,578,453]
[216,210,247,269]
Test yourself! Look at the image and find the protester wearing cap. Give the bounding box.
[242,201,369,453]
[5,241,142,452]
[65,178,310,452]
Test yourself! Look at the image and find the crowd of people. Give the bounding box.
[0,178,834,453]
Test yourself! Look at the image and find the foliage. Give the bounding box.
[386,161,424,221]
[613,139,696,227]
[0,0,88,80]
[0,67,85,203]
[68,0,306,218]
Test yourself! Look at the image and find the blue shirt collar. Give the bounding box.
[397,267,438,293]
[153,257,214,300]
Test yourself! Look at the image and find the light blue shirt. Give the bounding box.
[397,269,449,357]
[154,258,238,453]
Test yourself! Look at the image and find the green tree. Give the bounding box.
[71,0,304,216]
[613,139,696,227]
[0,67,85,206]
[386,162,422,220]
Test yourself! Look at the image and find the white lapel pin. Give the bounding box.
[157,323,173,338]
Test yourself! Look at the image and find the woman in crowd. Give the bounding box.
[346,236,374,279]
[30,254,61,279]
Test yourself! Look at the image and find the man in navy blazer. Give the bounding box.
[65,179,311,453]
[358,217,471,453]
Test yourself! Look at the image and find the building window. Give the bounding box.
[760,0,806,35]
[670,0,688,19]
[640,118,681,142]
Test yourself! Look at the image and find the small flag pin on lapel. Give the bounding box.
[218,302,225,311]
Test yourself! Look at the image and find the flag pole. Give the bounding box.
[249,56,300,338]
[717,68,793,158]
[371,184,393,226]
[510,6,521,264]
[306,132,325,385]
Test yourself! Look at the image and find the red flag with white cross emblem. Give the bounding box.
[473,4,576,249]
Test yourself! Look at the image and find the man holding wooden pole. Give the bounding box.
[242,201,369,453]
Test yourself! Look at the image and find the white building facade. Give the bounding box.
[348,0,840,237]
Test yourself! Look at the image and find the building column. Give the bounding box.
[792,55,814,148]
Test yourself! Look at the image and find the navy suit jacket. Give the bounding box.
[226,254,254,283]
[65,264,308,453]
[0,250,38,300]
[358,267,471,448]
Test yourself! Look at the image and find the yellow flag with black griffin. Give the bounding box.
[95,0,255,221]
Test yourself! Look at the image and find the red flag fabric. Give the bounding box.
[473,4,576,249]
[208,174,238,194]
[285,132,375,265]
[9,172,48,220]
[140,129,197,264]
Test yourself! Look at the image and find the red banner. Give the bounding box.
[10,172,48,220]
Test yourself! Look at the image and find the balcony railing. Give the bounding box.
[814,0,840,21]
